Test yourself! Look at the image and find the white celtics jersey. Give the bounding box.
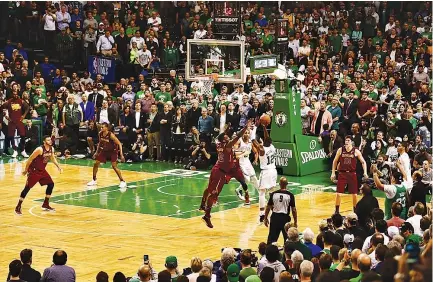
[260,144,276,170]
[238,139,252,165]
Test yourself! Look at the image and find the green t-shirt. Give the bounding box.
[384,184,408,220]
[243,20,253,35]
[240,267,257,281]
[373,80,384,89]
[373,51,386,65]
[126,26,140,37]
[329,262,339,271]
[155,91,171,103]
[32,94,48,116]
[368,91,378,101]
[136,90,145,100]
[372,36,383,46]
[329,35,343,54]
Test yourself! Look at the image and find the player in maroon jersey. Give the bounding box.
[331,135,368,214]
[15,135,62,215]
[200,119,253,228]
[87,122,127,188]
[4,90,29,158]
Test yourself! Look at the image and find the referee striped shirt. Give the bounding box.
[267,190,296,215]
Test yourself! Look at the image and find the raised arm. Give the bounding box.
[227,119,253,149]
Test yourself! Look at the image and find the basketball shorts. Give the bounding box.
[337,171,358,194]
[259,169,278,189]
[96,150,118,163]
[8,120,25,137]
[239,160,256,178]
[27,169,53,188]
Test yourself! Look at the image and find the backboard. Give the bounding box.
[186,39,245,84]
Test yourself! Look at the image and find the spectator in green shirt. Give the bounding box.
[329,28,343,56]
[32,87,48,120]
[154,84,172,112]
[243,14,253,35]
[126,20,139,38]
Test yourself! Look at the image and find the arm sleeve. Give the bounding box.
[267,192,274,206]
[290,193,296,207]
[383,184,397,199]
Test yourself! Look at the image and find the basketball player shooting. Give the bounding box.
[87,123,127,189]
[200,119,254,228]
[252,123,278,224]
[15,135,62,215]
[330,135,368,214]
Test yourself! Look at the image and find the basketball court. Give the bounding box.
[0,158,391,280]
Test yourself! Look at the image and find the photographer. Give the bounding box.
[184,139,211,170]
[126,134,147,162]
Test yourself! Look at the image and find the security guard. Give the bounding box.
[264,177,298,244]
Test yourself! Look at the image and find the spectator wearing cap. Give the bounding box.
[226,264,240,282]
[345,213,368,241]
[165,256,180,282]
[355,184,379,229]
[302,228,322,257]
[406,202,425,236]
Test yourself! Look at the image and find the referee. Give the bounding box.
[264,177,298,244]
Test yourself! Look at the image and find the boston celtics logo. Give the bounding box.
[275,111,287,127]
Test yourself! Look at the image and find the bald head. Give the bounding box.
[138,265,152,281]
[358,254,371,273]
[280,177,288,189]
[351,249,362,265]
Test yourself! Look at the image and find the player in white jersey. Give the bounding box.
[235,129,259,200]
[252,125,278,223]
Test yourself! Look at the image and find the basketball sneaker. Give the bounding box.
[21,151,29,158]
[119,181,127,188]
[87,180,97,186]
[15,206,22,215]
[42,203,56,212]
[12,150,18,158]
[235,187,245,201]
[244,191,250,205]
[202,216,213,228]
[259,215,265,224]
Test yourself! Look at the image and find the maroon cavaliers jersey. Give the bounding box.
[98,131,116,152]
[7,98,23,121]
[29,146,51,171]
[339,146,357,172]
[214,142,236,172]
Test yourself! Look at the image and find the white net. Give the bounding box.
[201,79,214,97]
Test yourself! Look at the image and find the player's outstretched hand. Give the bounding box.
[120,155,125,163]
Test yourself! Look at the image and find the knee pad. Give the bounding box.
[45,183,54,195]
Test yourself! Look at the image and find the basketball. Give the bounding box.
[260,114,271,126]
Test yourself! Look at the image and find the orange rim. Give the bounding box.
[211,73,219,82]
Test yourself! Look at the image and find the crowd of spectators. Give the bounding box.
[1,1,433,282]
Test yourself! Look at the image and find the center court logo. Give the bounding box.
[274,111,287,127]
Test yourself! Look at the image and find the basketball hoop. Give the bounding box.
[201,73,219,97]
